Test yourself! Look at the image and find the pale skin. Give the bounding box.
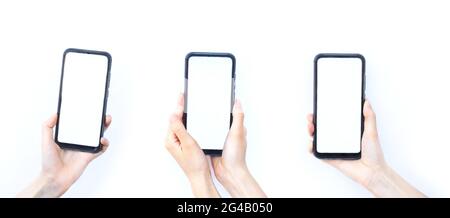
[18,99,423,197]
[17,114,112,198]
[165,94,266,198]
[307,101,426,197]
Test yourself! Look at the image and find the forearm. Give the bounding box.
[17,173,66,198]
[219,167,266,198]
[366,166,426,198]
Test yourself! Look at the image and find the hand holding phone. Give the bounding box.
[307,101,425,197]
[165,94,221,197]
[17,113,112,198]
[165,95,266,197]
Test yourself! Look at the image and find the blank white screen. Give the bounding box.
[57,52,109,147]
[316,58,362,153]
[186,56,233,150]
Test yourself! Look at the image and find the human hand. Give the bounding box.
[307,101,425,197]
[211,100,266,197]
[165,94,220,197]
[18,114,112,197]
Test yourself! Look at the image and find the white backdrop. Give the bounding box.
[0,0,449,197]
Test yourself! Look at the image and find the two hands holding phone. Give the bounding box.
[165,95,266,197]
[165,53,266,197]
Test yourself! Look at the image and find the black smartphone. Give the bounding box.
[55,48,112,153]
[183,52,236,155]
[313,53,365,159]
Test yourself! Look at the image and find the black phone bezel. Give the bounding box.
[55,48,112,153]
[313,53,365,160]
[183,52,236,156]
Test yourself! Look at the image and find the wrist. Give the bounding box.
[17,172,66,198]
[217,165,251,187]
[217,165,266,198]
[189,173,220,198]
[36,172,68,197]
[365,165,425,198]
[365,164,389,192]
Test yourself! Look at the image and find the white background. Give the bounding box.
[0,0,449,197]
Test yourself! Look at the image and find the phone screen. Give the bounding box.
[315,54,364,157]
[185,54,235,152]
[56,50,110,148]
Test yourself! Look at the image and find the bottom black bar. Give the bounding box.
[0,198,445,216]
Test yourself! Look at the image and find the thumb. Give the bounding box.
[42,114,58,154]
[231,100,244,131]
[363,100,378,140]
[42,114,57,145]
